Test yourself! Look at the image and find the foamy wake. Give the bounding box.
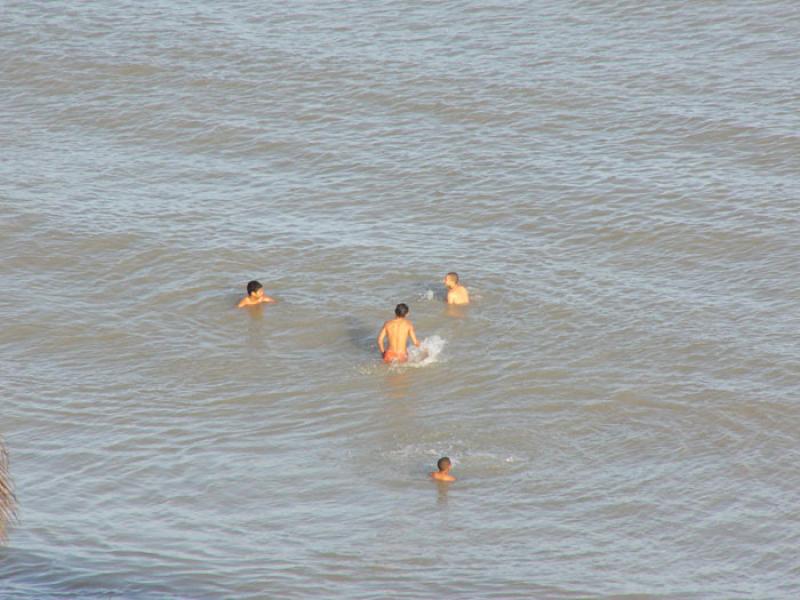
[405,335,446,367]
[420,289,445,302]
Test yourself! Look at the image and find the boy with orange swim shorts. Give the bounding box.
[377,303,420,363]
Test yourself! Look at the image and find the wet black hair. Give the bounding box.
[247,280,263,295]
[395,303,409,317]
[437,457,451,471]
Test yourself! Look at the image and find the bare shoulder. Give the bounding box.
[447,286,469,304]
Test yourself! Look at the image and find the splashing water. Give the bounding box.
[405,335,446,367]
[417,289,438,302]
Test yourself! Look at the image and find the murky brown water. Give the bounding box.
[2,1,799,598]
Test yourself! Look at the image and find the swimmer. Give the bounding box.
[377,303,420,363]
[444,272,469,305]
[237,280,277,308]
[430,457,456,482]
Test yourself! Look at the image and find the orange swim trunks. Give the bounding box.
[382,350,408,363]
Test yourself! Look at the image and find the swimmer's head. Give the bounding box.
[395,303,409,317]
[247,280,263,297]
[437,457,452,471]
[444,272,459,288]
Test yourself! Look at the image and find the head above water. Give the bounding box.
[395,303,409,317]
[444,272,459,286]
[246,280,263,296]
[437,457,451,471]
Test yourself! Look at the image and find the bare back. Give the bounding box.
[378,317,419,354]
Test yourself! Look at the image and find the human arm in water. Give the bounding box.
[377,323,388,354]
[237,293,277,308]
[409,323,420,347]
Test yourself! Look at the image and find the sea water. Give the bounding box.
[2,1,799,598]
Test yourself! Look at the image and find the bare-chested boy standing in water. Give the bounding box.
[444,272,470,305]
[430,457,456,482]
[237,280,277,308]
[377,303,420,363]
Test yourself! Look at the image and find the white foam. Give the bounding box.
[417,288,442,302]
[405,335,446,367]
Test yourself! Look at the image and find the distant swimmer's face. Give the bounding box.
[251,288,264,299]
[444,275,456,288]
